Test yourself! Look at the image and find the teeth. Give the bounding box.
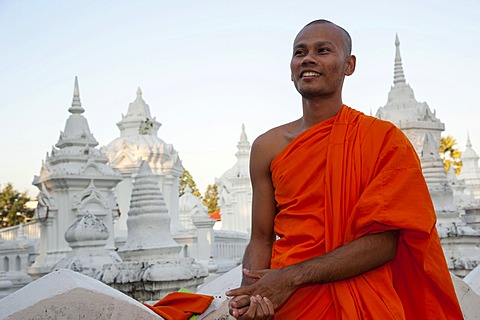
[302,71,320,77]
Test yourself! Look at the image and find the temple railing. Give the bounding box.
[213,230,249,263]
[0,221,41,241]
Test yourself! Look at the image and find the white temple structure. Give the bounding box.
[375,35,480,277]
[216,124,252,233]
[27,77,122,280]
[458,134,480,200]
[101,88,183,242]
[376,34,445,155]
[101,161,208,302]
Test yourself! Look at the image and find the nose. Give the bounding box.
[301,52,317,65]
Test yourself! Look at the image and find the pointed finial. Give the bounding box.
[393,34,407,86]
[138,160,152,175]
[466,132,472,148]
[240,123,248,143]
[68,76,85,114]
[136,87,142,97]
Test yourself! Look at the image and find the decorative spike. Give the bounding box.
[467,132,472,148]
[136,87,142,97]
[236,124,250,158]
[240,123,248,143]
[393,34,407,86]
[68,76,85,114]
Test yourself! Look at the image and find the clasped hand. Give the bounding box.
[226,268,295,319]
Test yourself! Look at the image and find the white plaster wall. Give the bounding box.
[0,269,161,320]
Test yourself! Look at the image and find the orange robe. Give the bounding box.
[144,292,213,320]
[270,106,462,319]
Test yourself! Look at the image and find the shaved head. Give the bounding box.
[303,19,352,56]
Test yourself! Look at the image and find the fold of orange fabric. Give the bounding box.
[144,292,214,320]
[270,106,463,319]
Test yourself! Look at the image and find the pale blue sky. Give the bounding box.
[0,0,479,196]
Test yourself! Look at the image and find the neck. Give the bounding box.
[300,96,343,129]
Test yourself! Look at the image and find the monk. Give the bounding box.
[226,19,463,319]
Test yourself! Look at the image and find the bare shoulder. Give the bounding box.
[251,119,302,166]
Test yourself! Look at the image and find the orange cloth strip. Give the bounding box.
[270,106,462,319]
[145,292,214,320]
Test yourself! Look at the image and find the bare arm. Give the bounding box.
[228,135,278,319]
[241,136,277,285]
[282,230,398,287]
[228,230,399,312]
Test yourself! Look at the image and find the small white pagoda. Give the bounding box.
[28,77,122,279]
[216,124,252,234]
[458,134,480,200]
[101,88,183,243]
[376,35,445,155]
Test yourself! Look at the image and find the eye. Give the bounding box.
[293,49,306,56]
[318,48,330,54]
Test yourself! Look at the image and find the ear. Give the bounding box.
[344,55,356,76]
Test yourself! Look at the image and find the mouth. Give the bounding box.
[301,71,322,78]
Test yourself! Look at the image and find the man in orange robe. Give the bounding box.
[226,19,463,319]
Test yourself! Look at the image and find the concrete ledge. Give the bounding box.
[0,268,161,320]
[452,273,480,320]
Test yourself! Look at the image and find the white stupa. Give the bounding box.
[102,161,207,302]
[376,34,445,155]
[458,134,480,200]
[28,77,122,279]
[102,88,183,242]
[421,132,457,218]
[216,124,252,233]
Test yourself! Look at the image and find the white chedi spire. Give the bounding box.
[68,76,84,114]
[393,34,407,87]
[118,161,181,260]
[216,124,252,233]
[236,123,250,158]
[116,87,161,137]
[56,77,98,148]
[458,133,480,200]
[375,35,444,155]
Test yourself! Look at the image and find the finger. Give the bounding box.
[229,305,250,318]
[255,295,269,317]
[237,305,249,316]
[243,268,268,279]
[230,295,250,309]
[243,268,261,279]
[240,296,258,320]
[263,296,275,316]
[226,286,250,297]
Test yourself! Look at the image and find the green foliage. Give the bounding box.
[0,183,35,228]
[203,184,220,214]
[439,135,463,175]
[179,167,202,198]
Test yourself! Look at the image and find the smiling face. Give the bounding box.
[290,22,356,100]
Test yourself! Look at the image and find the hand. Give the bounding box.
[228,294,274,320]
[246,295,275,320]
[226,268,296,316]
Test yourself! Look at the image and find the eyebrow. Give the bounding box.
[293,41,336,50]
